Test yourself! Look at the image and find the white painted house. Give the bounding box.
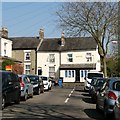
[0,28,12,58]
[37,32,101,83]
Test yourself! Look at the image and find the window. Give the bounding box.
[49,54,55,63]
[85,70,87,77]
[67,54,73,62]
[86,53,92,62]
[25,65,30,74]
[4,42,7,56]
[49,67,55,78]
[65,70,74,78]
[81,70,84,77]
[25,52,31,61]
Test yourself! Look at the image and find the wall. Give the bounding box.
[0,38,12,57]
[37,52,60,78]
[12,49,36,74]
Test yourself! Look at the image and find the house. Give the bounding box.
[11,30,43,74]
[0,27,12,58]
[0,27,23,73]
[37,32,101,83]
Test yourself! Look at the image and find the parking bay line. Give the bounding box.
[64,87,75,104]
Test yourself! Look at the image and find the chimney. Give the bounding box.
[0,27,8,38]
[39,29,44,40]
[61,32,65,46]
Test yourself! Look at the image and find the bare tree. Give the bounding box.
[56,2,118,77]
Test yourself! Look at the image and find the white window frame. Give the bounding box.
[67,53,73,62]
[4,42,7,56]
[86,53,92,62]
[48,54,55,63]
[24,50,31,61]
[24,63,31,74]
[49,66,55,78]
[65,70,74,78]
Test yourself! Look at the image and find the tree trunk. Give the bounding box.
[101,56,107,77]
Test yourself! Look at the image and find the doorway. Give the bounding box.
[75,70,80,82]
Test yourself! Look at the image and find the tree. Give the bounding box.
[56,2,118,77]
[106,57,118,77]
[2,59,14,70]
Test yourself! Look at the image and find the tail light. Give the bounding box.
[19,77,24,87]
[108,91,117,100]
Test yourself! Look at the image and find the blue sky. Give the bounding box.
[2,2,63,38]
[1,0,118,38]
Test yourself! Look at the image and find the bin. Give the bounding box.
[58,77,63,87]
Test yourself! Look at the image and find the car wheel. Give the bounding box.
[15,96,20,104]
[23,91,28,101]
[104,105,111,119]
[2,96,5,109]
[30,92,33,98]
[37,88,41,95]
[96,102,100,111]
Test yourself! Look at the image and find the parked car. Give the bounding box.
[91,78,107,102]
[114,95,120,120]
[40,76,52,91]
[84,71,103,91]
[89,77,99,96]
[96,77,120,119]
[27,74,44,94]
[1,70,21,109]
[18,74,33,101]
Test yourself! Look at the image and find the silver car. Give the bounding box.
[114,95,120,120]
[18,74,33,101]
[96,77,120,119]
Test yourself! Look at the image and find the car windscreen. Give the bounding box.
[96,79,106,87]
[28,76,39,81]
[88,73,103,79]
[113,81,120,91]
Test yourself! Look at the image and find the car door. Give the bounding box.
[11,73,20,100]
[26,77,33,95]
[97,81,107,110]
[6,73,14,102]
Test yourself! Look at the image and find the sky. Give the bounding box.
[1,0,118,38]
[2,2,63,38]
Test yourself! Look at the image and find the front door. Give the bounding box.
[75,70,80,82]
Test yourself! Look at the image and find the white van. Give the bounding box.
[84,71,103,91]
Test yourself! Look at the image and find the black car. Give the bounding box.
[91,78,107,102]
[1,70,21,109]
[27,75,44,95]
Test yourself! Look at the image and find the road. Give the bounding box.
[2,86,104,120]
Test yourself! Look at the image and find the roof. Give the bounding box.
[38,37,97,52]
[60,64,96,69]
[10,37,41,50]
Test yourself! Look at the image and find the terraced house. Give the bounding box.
[37,31,101,83]
[11,35,42,75]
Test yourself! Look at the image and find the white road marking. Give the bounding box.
[69,93,71,97]
[65,98,69,103]
[64,87,75,104]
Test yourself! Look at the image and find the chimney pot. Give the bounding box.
[39,29,44,40]
[61,32,65,46]
[0,27,8,38]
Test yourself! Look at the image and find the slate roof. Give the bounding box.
[38,37,97,52]
[10,37,40,50]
